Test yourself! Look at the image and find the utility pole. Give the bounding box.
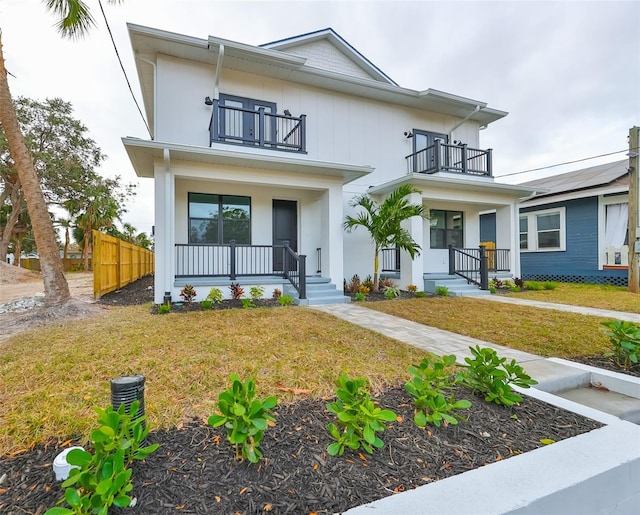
[628,126,639,293]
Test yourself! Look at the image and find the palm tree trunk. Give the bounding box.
[373,248,380,293]
[0,33,70,305]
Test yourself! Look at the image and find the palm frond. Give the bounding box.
[44,0,96,39]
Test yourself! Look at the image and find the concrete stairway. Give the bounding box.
[285,276,350,306]
[423,273,491,297]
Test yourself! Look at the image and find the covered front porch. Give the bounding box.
[369,173,538,292]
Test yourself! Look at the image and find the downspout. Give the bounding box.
[135,54,156,139]
[213,44,225,100]
[448,104,481,141]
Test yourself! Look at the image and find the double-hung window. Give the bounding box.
[188,193,251,244]
[430,209,463,249]
[519,207,565,252]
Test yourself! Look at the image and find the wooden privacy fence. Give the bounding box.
[92,230,154,299]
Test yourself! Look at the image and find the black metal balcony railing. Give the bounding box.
[448,245,510,289]
[175,241,306,299]
[381,247,400,272]
[209,100,306,153]
[406,140,492,176]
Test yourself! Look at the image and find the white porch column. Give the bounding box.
[321,183,344,286]
[153,150,175,304]
[400,192,425,290]
[495,203,519,277]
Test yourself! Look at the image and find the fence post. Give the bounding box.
[299,255,307,299]
[229,240,237,280]
[448,244,455,275]
[479,245,488,290]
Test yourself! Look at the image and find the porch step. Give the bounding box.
[285,276,350,306]
[423,275,491,297]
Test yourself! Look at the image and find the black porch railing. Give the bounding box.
[209,99,306,153]
[406,140,492,176]
[381,247,400,272]
[448,245,510,289]
[175,241,306,299]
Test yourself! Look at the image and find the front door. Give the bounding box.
[219,94,277,146]
[273,199,298,272]
[413,130,448,173]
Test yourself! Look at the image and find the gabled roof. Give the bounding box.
[260,28,398,86]
[519,160,629,199]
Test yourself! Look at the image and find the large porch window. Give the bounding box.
[188,193,251,244]
[430,209,463,249]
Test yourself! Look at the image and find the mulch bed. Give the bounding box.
[0,385,602,515]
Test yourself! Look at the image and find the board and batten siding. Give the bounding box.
[520,197,627,286]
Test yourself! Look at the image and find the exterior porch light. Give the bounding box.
[204,96,213,105]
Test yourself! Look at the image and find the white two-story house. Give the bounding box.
[123,25,536,304]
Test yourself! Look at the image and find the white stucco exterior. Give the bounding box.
[123,25,535,303]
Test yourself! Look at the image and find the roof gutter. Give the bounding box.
[213,43,225,100]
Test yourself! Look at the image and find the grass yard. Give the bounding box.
[508,282,640,313]
[0,305,428,457]
[364,296,611,358]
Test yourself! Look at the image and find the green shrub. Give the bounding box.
[524,281,543,291]
[200,300,213,310]
[179,284,196,304]
[157,302,171,314]
[414,291,427,298]
[249,286,265,300]
[405,355,471,427]
[326,374,397,456]
[489,286,497,294]
[457,345,538,406]
[208,375,277,463]
[206,287,224,304]
[277,295,294,306]
[383,285,400,299]
[241,298,256,309]
[435,286,449,297]
[601,320,640,369]
[543,281,558,290]
[354,292,367,302]
[46,400,158,515]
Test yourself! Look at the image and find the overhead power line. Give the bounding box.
[497,149,635,178]
[97,0,152,138]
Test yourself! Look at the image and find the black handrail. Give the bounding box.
[447,245,511,290]
[406,141,492,176]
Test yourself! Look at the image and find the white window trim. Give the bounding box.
[598,194,629,269]
[520,207,566,252]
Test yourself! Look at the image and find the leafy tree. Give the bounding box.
[0,0,122,306]
[343,185,426,292]
[0,97,105,262]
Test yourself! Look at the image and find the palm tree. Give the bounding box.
[343,185,426,292]
[0,0,121,306]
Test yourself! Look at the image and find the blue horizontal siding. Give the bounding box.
[520,197,627,286]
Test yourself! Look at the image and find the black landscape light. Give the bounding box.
[111,374,146,426]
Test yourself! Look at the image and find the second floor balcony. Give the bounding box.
[406,140,493,177]
[209,99,306,153]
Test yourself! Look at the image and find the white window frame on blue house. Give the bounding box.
[519,207,566,252]
[598,193,629,269]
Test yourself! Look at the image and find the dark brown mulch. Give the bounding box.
[0,385,602,515]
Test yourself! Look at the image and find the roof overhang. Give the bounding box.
[127,23,508,135]
[122,138,373,184]
[369,173,540,200]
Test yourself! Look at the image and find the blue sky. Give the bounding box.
[1,0,638,236]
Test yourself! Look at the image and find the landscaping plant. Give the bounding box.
[179,284,196,304]
[241,298,256,309]
[229,282,245,300]
[157,302,171,314]
[405,284,417,293]
[200,300,213,310]
[249,286,265,300]
[600,320,640,369]
[208,374,277,463]
[435,286,449,297]
[326,374,397,456]
[272,288,282,299]
[457,345,538,406]
[405,354,471,427]
[383,285,400,299]
[46,400,158,515]
[277,294,294,306]
[206,287,224,304]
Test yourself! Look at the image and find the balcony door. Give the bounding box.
[273,199,298,272]
[219,94,276,145]
[413,130,447,173]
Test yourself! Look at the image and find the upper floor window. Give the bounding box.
[189,193,251,244]
[430,209,463,249]
[520,207,566,252]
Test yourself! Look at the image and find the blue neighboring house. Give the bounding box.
[481,160,630,286]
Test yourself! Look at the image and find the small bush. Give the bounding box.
[272,288,282,299]
[524,281,543,291]
[354,292,367,302]
[509,285,521,292]
[435,286,449,297]
[344,274,361,294]
[406,284,417,293]
[362,275,374,290]
[200,300,213,310]
[277,295,294,306]
[489,286,497,294]
[229,282,245,300]
[249,286,265,300]
[601,320,640,369]
[358,285,370,295]
[379,277,395,290]
[241,298,256,309]
[383,285,400,299]
[157,302,171,314]
[489,277,504,289]
[543,281,558,290]
[414,291,427,298]
[514,277,524,288]
[180,284,196,304]
[207,287,224,304]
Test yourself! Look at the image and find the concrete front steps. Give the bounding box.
[285,276,350,306]
[424,273,490,297]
